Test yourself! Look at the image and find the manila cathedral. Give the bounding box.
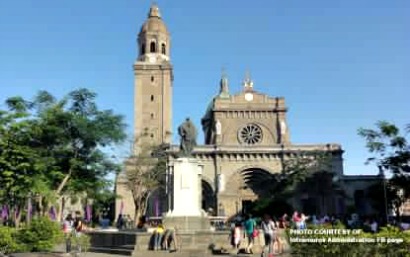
[116,4,383,220]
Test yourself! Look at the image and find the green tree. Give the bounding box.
[0,106,43,227]
[358,121,410,218]
[0,89,127,222]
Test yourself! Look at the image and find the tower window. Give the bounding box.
[161,43,166,55]
[150,133,154,138]
[151,95,154,101]
[150,42,156,53]
[151,76,154,82]
[141,43,145,55]
[151,113,154,119]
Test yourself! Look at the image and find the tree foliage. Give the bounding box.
[17,217,64,252]
[358,121,410,216]
[0,107,41,216]
[0,88,127,223]
[251,151,338,215]
[366,181,397,216]
[289,223,410,257]
[250,151,335,200]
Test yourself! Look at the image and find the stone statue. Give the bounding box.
[280,120,287,135]
[178,117,197,157]
[215,120,222,135]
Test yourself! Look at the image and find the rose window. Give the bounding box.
[238,124,263,145]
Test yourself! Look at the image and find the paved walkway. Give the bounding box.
[10,251,292,257]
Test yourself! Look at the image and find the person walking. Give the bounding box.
[229,222,241,250]
[261,214,276,257]
[243,214,256,254]
[73,211,85,253]
[62,214,74,253]
[272,217,283,254]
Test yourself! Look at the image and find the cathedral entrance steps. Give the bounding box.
[89,245,135,256]
[87,230,291,256]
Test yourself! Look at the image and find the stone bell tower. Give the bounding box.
[134,4,173,146]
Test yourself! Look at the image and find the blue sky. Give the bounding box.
[0,0,408,175]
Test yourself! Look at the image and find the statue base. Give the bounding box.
[168,157,203,216]
[163,157,210,232]
[162,215,210,232]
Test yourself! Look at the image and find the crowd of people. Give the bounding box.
[228,213,287,256]
[58,209,410,256]
[115,214,134,230]
[226,210,410,256]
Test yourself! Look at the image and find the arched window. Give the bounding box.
[151,95,154,101]
[150,42,156,53]
[141,43,145,55]
[151,76,155,82]
[161,43,166,55]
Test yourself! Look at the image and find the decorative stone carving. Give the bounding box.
[238,123,263,145]
[280,120,287,135]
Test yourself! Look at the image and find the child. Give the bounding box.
[229,222,241,249]
[233,222,241,249]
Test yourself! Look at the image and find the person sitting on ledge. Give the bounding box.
[154,224,165,250]
[163,228,178,252]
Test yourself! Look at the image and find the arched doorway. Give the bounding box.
[354,190,366,215]
[202,180,216,214]
[240,168,274,198]
[219,167,273,217]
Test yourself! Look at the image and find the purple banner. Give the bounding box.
[1,205,9,220]
[86,205,92,222]
[155,197,159,217]
[49,206,56,220]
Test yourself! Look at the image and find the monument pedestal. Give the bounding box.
[162,216,210,232]
[163,157,210,232]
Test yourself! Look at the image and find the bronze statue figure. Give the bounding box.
[178,117,197,157]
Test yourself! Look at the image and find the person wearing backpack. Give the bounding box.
[74,211,84,235]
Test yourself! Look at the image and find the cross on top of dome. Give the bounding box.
[243,70,254,90]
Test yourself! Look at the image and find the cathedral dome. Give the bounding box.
[139,5,169,35]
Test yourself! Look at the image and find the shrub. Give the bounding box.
[0,226,24,254]
[17,217,64,252]
[71,233,91,254]
[287,224,410,257]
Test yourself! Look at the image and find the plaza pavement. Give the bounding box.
[9,251,292,257]
[8,243,292,257]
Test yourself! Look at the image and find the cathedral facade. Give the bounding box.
[116,5,381,220]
